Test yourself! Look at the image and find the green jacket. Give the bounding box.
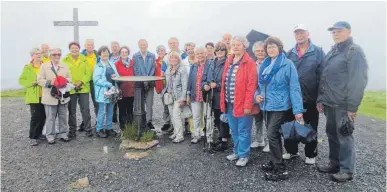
[18,64,40,104]
[62,54,92,94]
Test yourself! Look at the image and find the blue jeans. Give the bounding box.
[96,102,114,132]
[227,103,253,158]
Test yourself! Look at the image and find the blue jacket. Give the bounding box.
[132,51,156,76]
[93,60,120,103]
[255,54,304,115]
[187,60,212,101]
[287,40,325,103]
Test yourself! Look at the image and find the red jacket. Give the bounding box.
[115,59,135,97]
[155,57,164,94]
[220,52,259,117]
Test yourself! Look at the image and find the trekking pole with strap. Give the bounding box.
[206,88,214,150]
[203,90,209,150]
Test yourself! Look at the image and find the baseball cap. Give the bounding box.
[328,21,351,31]
[294,24,308,32]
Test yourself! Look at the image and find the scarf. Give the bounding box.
[122,58,130,68]
[259,52,285,84]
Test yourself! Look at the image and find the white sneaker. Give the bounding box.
[262,145,270,153]
[191,137,201,144]
[169,134,176,140]
[305,157,316,165]
[282,152,300,160]
[236,158,249,167]
[226,153,239,161]
[250,141,260,148]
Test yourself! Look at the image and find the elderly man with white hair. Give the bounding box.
[41,44,50,63]
[220,36,258,167]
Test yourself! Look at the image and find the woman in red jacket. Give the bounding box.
[220,36,258,167]
[115,46,135,130]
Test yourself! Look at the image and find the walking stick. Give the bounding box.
[207,88,214,150]
[203,91,209,150]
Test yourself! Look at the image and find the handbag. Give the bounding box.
[163,92,174,105]
[50,63,70,99]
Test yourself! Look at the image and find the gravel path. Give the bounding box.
[1,97,386,192]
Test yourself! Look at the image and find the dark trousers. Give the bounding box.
[118,97,134,129]
[89,81,98,115]
[163,103,170,125]
[68,93,92,134]
[213,108,230,139]
[284,103,319,158]
[266,111,287,168]
[113,103,118,122]
[324,105,355,173]
[29,101,46,139]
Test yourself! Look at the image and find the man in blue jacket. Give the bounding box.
[133,39,156,130]
[317,21,368,182]
[284,24,325,165]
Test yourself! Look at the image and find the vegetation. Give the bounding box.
[122,123,156,142]
[1,89,25,97]
[358,91,386,120]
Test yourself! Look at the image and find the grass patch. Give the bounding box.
[1,89,25,98]
[358,91,386,120]
[122,123,156,142]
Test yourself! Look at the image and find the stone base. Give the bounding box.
[119,139,159,150]
[123,151,151,160]
[69,177,89,189]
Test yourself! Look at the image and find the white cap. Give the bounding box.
[294,24,308,32]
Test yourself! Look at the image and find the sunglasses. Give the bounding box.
[52,54,61,57]
[215,48,226,52]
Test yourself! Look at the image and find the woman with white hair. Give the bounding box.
[186,46,212,144]
[37,48,72,144]
[162,51,188,143]
[220,36,258,167]
[18,47,46,146]
[250,41,270,152]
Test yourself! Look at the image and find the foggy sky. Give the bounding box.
[1,1,386,90]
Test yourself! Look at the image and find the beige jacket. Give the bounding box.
[37,62,72,105]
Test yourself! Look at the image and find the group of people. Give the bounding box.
[19,21,368,182]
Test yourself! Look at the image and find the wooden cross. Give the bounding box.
[53,8,98,43]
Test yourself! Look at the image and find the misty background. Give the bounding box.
[1,1,386,90]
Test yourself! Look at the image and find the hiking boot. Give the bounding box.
[305,157,316,165]
[330,172,353,182]
[264,168,289,181]
[86,131,93,137]
[60,137,70,142]
[212,141,228,152]
[106,130,117,137]
[211,139,222,147]
[78,122,85,132]
[283,152,300,160]
[251,141,265,148]
[262,144,270,153]
[191,136,201,144]
[147,122,155,130]
[38,135,46,140]
[226,153,239,161]
[317,164,340,174]
[68,132,76,139]
[236,158,249,167]
[96,130,107,138]
[47,139,56,144]
[169,134,176,140]
[30,139,38,146]
[161,124,170,131]
[261,161,275,172]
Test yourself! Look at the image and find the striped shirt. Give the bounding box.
[225,61,241,103]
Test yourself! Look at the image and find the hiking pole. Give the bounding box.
[203,90,209,150]
[207,88,214,150]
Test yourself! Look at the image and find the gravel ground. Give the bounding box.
[1,97,386,192]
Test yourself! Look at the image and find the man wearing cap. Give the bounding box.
[317,21,368,182]
[283,24,325,165]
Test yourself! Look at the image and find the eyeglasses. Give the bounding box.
[215,48,226,52]
[52,54,61,57]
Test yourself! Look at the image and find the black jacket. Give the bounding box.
[287,40,325,103]
[317,37,368,112]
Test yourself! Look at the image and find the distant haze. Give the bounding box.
[1,1,385,90]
